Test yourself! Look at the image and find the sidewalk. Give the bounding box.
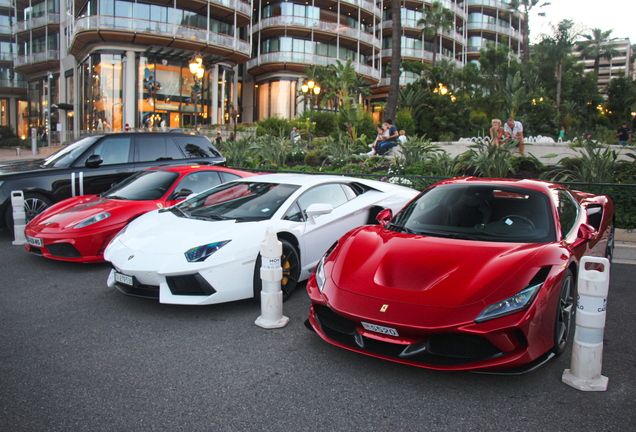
[0,147,46,162]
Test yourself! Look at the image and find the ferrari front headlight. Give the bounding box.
[316,241,338,293]
[185,240,231,263]
[74,212,111,228]
[475,282,543,323]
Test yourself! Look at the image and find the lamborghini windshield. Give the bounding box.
[389,184,556,243]
[174,181,300,222]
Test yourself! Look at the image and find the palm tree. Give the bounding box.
[577,28,620,78]
[417,1,455,68]
[508,0,551,68]
[385,0,402,121]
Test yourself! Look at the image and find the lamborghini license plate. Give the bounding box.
[114,272,133,286]
[361,322,399,337]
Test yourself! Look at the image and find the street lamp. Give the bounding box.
[189,54,205,130]
[301,79,321,143]
[46,71,53,147]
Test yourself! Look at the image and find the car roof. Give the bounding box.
[146,165,253,177]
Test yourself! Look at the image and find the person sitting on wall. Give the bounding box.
[377,119,399,156]
[490,119,503,146]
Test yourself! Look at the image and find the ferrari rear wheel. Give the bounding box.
[553,269,575,356]
[252,239,300,302]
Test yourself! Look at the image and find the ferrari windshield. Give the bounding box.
[174,181,300,221]
[389,184,556,243]
[103,171,179,200]
[42,136,102,168]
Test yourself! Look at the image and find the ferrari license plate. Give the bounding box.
[26,236,43,247]
[361,322,399,337]
[114,272,133,286]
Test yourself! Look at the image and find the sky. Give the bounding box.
[528,0,635,43]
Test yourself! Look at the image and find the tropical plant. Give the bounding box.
[396,135,440,167]
[549,139,619,183]
[508,0,551,69]
[426,152,465,177]
[576,28,620,80]
[216,137,256,168]
[417,1,455,68]
[503,71,525,119]
[250,134,290,167]
[462,138,517,178]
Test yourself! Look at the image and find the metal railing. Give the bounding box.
[341,0,382,17]
[14,49,60,67]
[466,22,522,40]
[12,12,60,33]
[0,79,27,88]
[211,0,251,16]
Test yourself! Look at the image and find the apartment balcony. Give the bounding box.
[380,47,463,67]
[466,0,522,15]
[0,24,10,35]
[13,49,60,74]
[0,78,28,94]
[70,16,250,62]
[381,19,467,46]
[341,0,382,18]
[12,13,60,35]
[253,16,381,49]
[247,52,380,82]
[379,76,419,87]
[466,22,522,41]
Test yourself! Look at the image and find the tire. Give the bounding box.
[553,269,576,356]
[4,192,53,230]
[605,223,615,264]
[252,239,301,302]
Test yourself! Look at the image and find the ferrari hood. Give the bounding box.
[331,227,548,308]
[28,195,154,232]
[120,211,245,254]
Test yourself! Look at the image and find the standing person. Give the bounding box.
[377,119,399,155]
[229,132,235,142]
[503,117,524,155]
[398,130,407,145]
[161,117,168,132]
[558,126,565,143]
[96,118,104,132]
[617,122,632,146]
[215,132,223,145]
[290,126,300,142]
[490,119,503,146]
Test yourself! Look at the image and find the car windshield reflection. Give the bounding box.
[42,136,102,168]
[390,184,556,243]
[103,171,180,200]
[175,181,300,222]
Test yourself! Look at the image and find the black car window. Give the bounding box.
[137,136,184,162]
[43,136,101,168]
[555,189,579,239]
[175,171,222,195]
[104,170,179,200]
[174,136,222,158]
[83,137,132,165]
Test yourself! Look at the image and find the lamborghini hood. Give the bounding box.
[331,227,548,308]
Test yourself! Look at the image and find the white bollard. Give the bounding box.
[255,228,289,329]
[562,256,610,391]
[11,191,27,246]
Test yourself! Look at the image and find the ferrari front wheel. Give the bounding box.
[553,269,576,356]
[252,239,300,302]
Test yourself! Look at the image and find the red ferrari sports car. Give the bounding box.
[24,165,254,263]
[306,178,615,373]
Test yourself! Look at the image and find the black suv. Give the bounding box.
[0,132,226,228]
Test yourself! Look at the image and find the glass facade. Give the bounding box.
[260,37,369,64]
[255,79,297,121]
[27,75,58,141]
[78,53,122,131]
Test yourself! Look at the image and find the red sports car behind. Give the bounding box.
[24,165,254,263]
[306,178,615,372]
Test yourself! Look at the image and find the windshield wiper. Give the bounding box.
[105,195,127,200]
[386,222,418,235]
[171,206,190,218]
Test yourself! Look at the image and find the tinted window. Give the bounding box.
[220,172,242,183]
[555,189,579,238]
[43,136,101,168]
[137,136,184,162]
[296,184,349,217]
[174,135,222,158]
[390,184,556,243]
[175,171,222,195]
[104,170,179,200]
[84,137,132,165]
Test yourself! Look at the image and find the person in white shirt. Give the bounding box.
[398,130,407,145]
[503,118,524,154]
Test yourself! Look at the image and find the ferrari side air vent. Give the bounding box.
[426,333,502,359]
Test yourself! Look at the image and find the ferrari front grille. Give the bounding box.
[314,305,357,335]
[166,274,216,296]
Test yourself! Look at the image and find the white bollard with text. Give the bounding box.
[255,228,289,329]
[11,191,27,246]
[562,256,610,391]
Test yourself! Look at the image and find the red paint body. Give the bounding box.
[306,178,615,371]
[24,165,253,263]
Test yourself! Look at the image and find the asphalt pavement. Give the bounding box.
[0,229,635,431]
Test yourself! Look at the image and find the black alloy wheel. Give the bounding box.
[553,269,576,356]
[253,239,301,302]
[4,193,53,229]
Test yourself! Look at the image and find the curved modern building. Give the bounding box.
[5,0,523,137]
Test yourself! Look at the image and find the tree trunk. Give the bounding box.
[556,60,563,125]
[432,33,438,67]
[385,1,401,121]
[522,12,530,68]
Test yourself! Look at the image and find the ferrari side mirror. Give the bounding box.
[577,223,598,241]
[306,203,333,224]
[376,208,393,227]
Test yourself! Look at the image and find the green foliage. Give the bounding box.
[311,111,338,137]
[250,134,290,167]
[215,137,255,168]
[551,140,619,183]
[510,154,545,173]
[256,117,295,137]
[304,151,320,167]
[395,111,416,136]
[462,138,517,178]
[396,135,440,167]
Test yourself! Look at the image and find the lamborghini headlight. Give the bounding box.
[185,240,231,263]
[315,241,338,293]
[74,212,111,228]
[475,282,543,323]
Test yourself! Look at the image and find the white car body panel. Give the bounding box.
[105,174,419,305]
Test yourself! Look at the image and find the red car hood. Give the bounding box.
[331,227,548,308]
[27,195,160,233]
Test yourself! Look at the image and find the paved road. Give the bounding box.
[1,230,635,432]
